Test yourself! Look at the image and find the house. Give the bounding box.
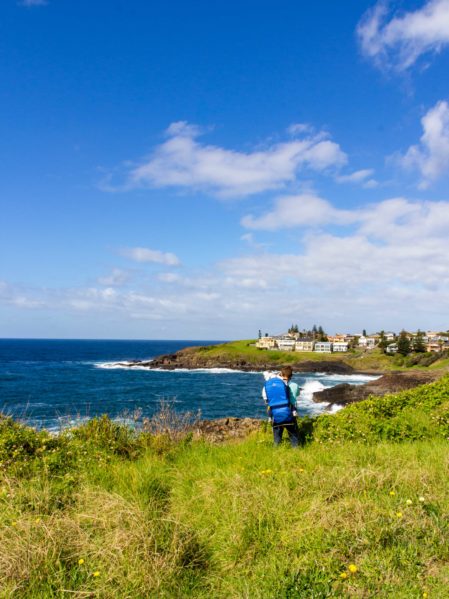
[314,342,332,353]
[276,337,296,351]
[332,341,349,352]
[358,336,377,349]
[295,340,315,352]
[328,334,347,343]
[426,342,441,352]
[256,336,276,350]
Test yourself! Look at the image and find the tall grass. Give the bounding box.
[1,377,449,597]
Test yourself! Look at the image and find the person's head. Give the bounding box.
[280,366,293,381]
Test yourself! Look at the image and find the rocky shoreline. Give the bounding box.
[312,370,441,407]
[123,346,444,411]
[128,346,356,374]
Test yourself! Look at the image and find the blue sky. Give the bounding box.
[1,0,449,339]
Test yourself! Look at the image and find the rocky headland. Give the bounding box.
[123,345,445,414]
[312,370,441,407]
[130,345,355,374]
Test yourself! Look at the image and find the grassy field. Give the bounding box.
[193,340,449,373]
[1,376,449,597]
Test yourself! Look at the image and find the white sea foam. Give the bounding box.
[94,361,151,370]
[151,367,260,374]
[94,362,260,374]
[323,373,380,383]
[297,379,336,415]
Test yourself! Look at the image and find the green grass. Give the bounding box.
[190,340,449,373]
[1,376,449,597]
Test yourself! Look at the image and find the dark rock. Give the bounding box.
[313,371,441,407]
[138,350,355,374]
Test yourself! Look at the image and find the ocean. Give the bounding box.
[0,339,379,432]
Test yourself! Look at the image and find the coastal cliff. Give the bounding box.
[144,345,355,373]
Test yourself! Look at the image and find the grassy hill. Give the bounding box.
[1,375,449,597]
[187,339,449,372]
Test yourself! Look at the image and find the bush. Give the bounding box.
[310,375,449,443]
[71,415,142,459]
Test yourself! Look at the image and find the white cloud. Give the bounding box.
[97,268,130,287]
[121,246,180,266]
[228,197,449,293]
[121,121,347,198]
[336,168,376,186]
[358,0,449,71]
[3,196,449,335]
[287,123,313,135]
[399,100,449,188]
[241,193,357,231]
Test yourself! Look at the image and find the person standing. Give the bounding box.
[262,366,300,447]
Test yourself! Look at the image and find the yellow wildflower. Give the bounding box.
[348,564,358,574]
[93,571,100,577]
[11,521,17,527]
[35,518,41,524]
[419,496,425,502]
[396,512,403,518]
[406,499,412,505]
[389,490,396,496]
[340,572,348,579]
[78,558,84,565]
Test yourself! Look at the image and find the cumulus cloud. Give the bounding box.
[227,196,449,293]
[228,195,449,327]
[357,0,449,71]
[241,193,358,231]
[3,196,449,334]
[399,100,449,188]
[121,247,180,266]
[120,121,347,198]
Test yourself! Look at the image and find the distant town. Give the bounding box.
[256,325,449,356]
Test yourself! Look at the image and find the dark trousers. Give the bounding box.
[272,420,300,447]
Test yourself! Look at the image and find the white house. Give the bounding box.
[358,336,377,349]
[314,342,332,353]
[332,341,349,352]
[295,340,315,352]
[276,337,296,351]
[256,336,276,350]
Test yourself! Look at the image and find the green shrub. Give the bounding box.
[70,415,142,459]
[311,375,449,443]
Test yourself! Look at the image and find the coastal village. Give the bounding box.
[255,327,449,355]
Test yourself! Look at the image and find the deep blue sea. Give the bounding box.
[0,339,378,431]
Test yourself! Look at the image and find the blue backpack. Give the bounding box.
[264,378,294,424]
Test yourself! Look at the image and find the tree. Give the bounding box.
[378,330,388,353]
[362,329,367,337]
[317,325,327,341]
[397,330,411,356]
[413,329,426,353]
